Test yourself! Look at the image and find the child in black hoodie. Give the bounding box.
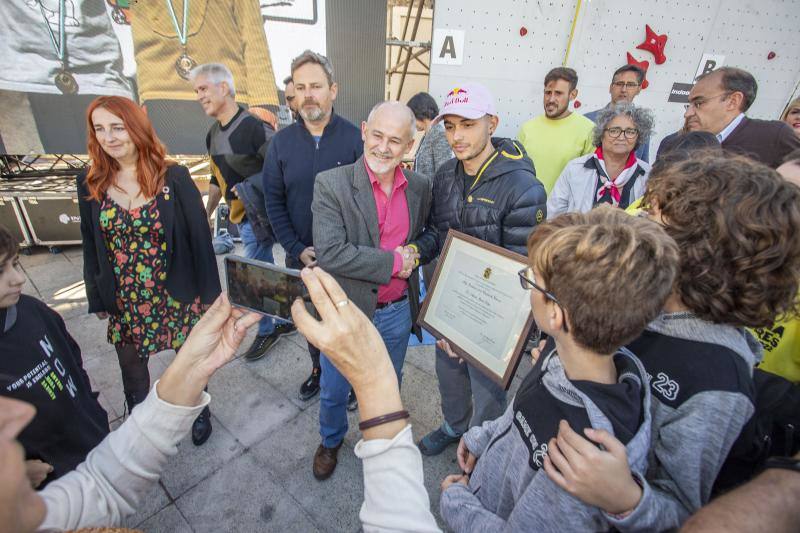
[0,225,108,487]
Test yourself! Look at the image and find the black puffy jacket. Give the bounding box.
[412,137,546,262]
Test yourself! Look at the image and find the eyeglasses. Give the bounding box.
[604,127,639,139]
[612,81,640,89]
[518,267,569,333]
[684,92,731,111]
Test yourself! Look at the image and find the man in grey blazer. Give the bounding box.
[311,101,432,480]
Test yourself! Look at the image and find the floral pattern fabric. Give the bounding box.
[99,195,202,358]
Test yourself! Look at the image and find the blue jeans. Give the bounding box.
[319,297,411,448]
[238,219,276,337]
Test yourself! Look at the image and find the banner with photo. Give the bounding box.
[0,0,327,155]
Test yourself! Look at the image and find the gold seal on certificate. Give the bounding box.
[418,230,535,389]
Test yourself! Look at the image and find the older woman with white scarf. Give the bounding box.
[547,102,654,218]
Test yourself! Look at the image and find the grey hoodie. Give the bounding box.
[440,348,653,532]
[608,313,758,531]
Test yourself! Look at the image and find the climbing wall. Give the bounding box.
[429,0,800,150]
[429,0,582,135]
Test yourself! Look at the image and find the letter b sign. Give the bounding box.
[432,29,465,66]
[694,54,725,80]
[699,60,717,76]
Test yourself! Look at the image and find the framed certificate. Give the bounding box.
[418,230,535,390]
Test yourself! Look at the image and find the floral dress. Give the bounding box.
[99,195,203,358]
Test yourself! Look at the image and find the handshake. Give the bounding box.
[394,245,420,279]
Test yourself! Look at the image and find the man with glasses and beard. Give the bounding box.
[263,50,362,402]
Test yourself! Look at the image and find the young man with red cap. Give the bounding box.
[407,82,547,455]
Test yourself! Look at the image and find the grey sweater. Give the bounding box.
[413,123,453,180]
[609,313,759,531]
[440,348,653,532]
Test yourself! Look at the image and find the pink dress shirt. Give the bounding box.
[365,160,410,304]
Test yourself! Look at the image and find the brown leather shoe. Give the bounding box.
[313,442,343,480]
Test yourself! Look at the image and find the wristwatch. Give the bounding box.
[763,456,800,474]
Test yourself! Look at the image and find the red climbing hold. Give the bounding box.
[626,52,650,89]
[636,24,668,65]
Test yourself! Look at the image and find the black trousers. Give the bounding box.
[285,255,320,369]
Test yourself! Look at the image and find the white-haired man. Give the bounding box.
[191,64,295,389]
[310,101,432,480]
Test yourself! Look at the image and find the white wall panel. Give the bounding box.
[429,0,581,136]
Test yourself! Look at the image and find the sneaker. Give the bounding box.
[418,427,460,456]
[346,389,358,412]
[299,367,321,401]
[242,323,297,361]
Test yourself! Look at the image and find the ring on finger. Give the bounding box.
[335,299,349,308]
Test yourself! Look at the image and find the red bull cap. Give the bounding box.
[432,82,497,124]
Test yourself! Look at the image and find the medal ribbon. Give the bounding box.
[165,0,189,46]
[39,0,66,63]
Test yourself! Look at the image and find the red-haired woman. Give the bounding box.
[77,96,220,445]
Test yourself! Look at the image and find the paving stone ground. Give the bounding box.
[20,243,530,533]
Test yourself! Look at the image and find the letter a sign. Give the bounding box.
[432,29,465,66]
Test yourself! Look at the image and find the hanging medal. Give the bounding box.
[54,69,78,94]
[39,0,78,95]
[165,0,195,80]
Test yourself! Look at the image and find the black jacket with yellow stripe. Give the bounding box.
[411,137,546,263]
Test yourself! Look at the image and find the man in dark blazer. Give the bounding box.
[684,67,800,168]
[311,101,432,480]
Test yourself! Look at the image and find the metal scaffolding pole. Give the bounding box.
[386,1,433,98]
[396,0,426,100]
[386,46,429,75]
